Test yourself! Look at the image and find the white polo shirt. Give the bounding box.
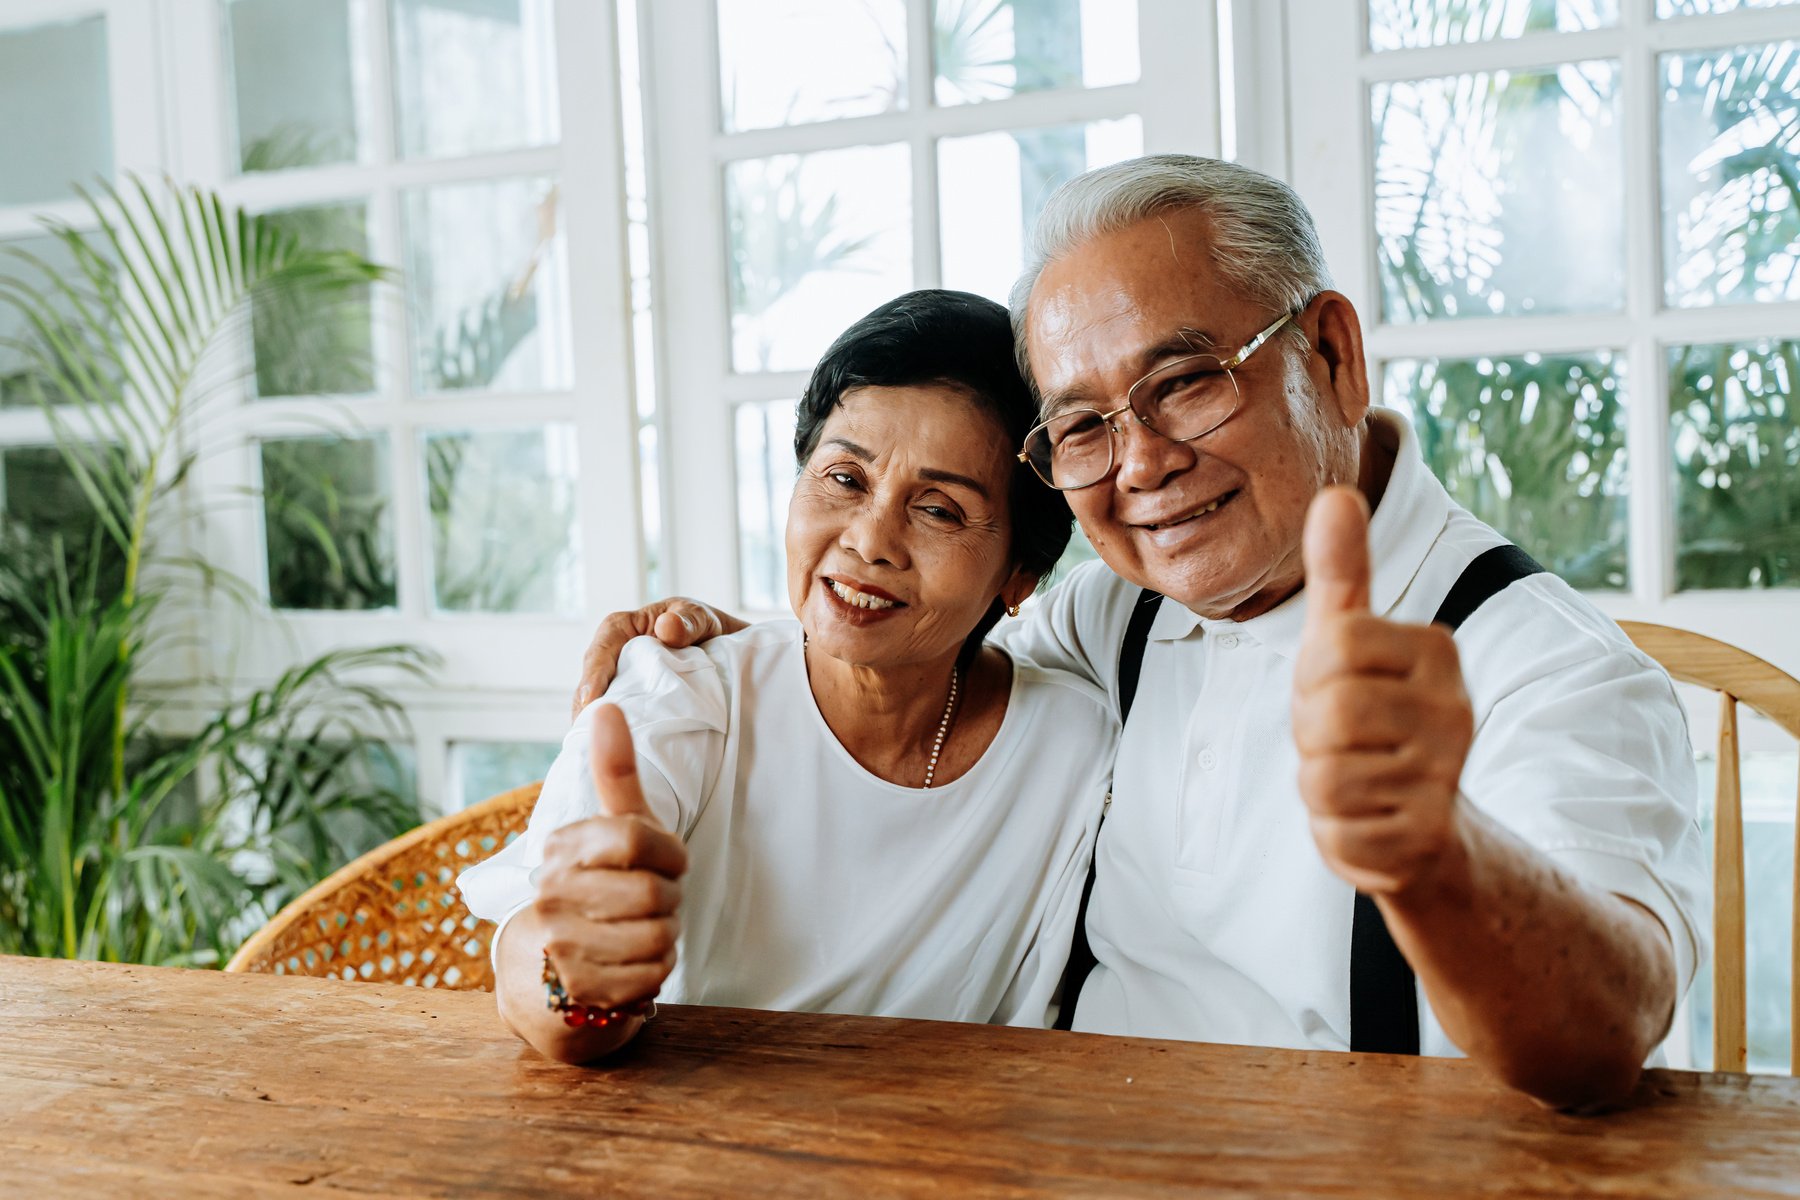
[995,407,1707,1054]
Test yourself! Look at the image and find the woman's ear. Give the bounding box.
[999,567,1040,613]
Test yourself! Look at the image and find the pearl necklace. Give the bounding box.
[922,665,961,789]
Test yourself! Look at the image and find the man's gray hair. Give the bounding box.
[1009,154,1334,383]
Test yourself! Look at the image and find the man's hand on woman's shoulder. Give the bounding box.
[573,599,746,716]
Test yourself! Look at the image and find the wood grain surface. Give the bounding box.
[3,956,1797,1199]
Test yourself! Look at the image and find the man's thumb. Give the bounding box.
[590,703,652,818]
[1303,485,1372,624]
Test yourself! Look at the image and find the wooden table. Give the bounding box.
[3,957,1797,1198]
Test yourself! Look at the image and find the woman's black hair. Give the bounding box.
[794,289,1073,662]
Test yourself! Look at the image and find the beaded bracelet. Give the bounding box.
[542,950,657,1029]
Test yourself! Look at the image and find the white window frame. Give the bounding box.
[641,0,1222,614]
[5,0,653,813]
[1282,0,1800,712]
[0,0,162,450]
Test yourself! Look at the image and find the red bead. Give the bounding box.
[562,1010,586,1028]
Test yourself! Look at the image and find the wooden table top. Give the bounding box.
[3,956,1797,1198]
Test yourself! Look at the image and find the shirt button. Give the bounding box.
[1197,747,1218,771]
[1215,632,1239,649]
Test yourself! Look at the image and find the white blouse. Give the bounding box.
[459,621,1117,1028]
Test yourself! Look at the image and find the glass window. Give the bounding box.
[390,0,559,159]
[449,741,559,809]
[0,233,115,411]
[1660,42,1800,309]
[735,401,799,611]
[226,0,366,172]
[1373,62,1625,322]
[1669,338,1800,590]
[717,0,906,133]
[0,445,102,549]
[1368,0,1618,51]
[1386,353,1628,590]
[260,435,398,611]
[0,16,112,207]
[1683,748,1796,1073]
[1660,0,1800,15]
[424,426,580,614]
[938,116,1142,302]
[403,175,571,393]
[252,202,377,398]
[933,0,1139,106]
[726,145,913,374]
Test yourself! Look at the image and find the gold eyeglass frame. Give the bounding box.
[1019,309,1299,491]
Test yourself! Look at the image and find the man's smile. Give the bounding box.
[1131,488,1240,532]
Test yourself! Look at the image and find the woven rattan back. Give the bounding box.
[1619,621,1800,1076]
[225,783,540,991]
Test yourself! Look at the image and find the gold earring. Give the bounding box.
[1006,603,1021,618]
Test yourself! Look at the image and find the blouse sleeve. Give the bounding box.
[457,636,731,934]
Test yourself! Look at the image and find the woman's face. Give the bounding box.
[787,385,1033,671]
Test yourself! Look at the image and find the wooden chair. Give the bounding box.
[225,783,540,992]
[1620,622,1800,1074]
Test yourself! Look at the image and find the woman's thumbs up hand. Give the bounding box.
[536,704,688,1011]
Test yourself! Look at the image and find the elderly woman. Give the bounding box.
[459,290,1116,1064]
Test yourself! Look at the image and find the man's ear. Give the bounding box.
[1305,290,1371,430]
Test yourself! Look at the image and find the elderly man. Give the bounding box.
[573,155,1704,1108]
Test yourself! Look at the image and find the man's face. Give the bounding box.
[1024,208,1365,619]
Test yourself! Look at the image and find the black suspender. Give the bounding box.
[1350,542,1545,1054]
[1052,587,1161,1031]
[1055,543,1546,1052]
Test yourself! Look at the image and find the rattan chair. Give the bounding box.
[1620,621,1800,1075]
[225,782,541,992]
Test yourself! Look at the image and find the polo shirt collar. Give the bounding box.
[1151,408,1450,659]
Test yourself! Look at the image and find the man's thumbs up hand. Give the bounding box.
[1302,486,1372,624]
[536,703,687,1012]
[1292,487,1474,897]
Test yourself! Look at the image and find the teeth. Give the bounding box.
[1149,497,1224,531]
[828,580,899,610]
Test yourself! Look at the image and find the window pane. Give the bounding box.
[260,435,397,611]
[252,203,376,397]
[1374,64,1624,323]
[727,145,913,374]
[1,445,101,549]
[939,116,1142,302]
[0,444,125,595]
[1660,0,1799,15]
[1669,338,1800,590]
[1387,353,1628,590]
[934,0,1139,105]
[403,176,571,393]
[1660,43,1800,308]
[0,233,117,410]
[449,741,559,809]
[735,401,798,612]
[226,0,365,172]
[424,426,579,614]
[1368,0,1617,51]
[1684,749,1795,1073]
[391,0,558,159]
[717,0,906,132]
[0,16,112,206]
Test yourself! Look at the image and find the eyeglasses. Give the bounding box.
[1018,309,1299,491]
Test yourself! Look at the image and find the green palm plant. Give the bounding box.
[0,178,435,965]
